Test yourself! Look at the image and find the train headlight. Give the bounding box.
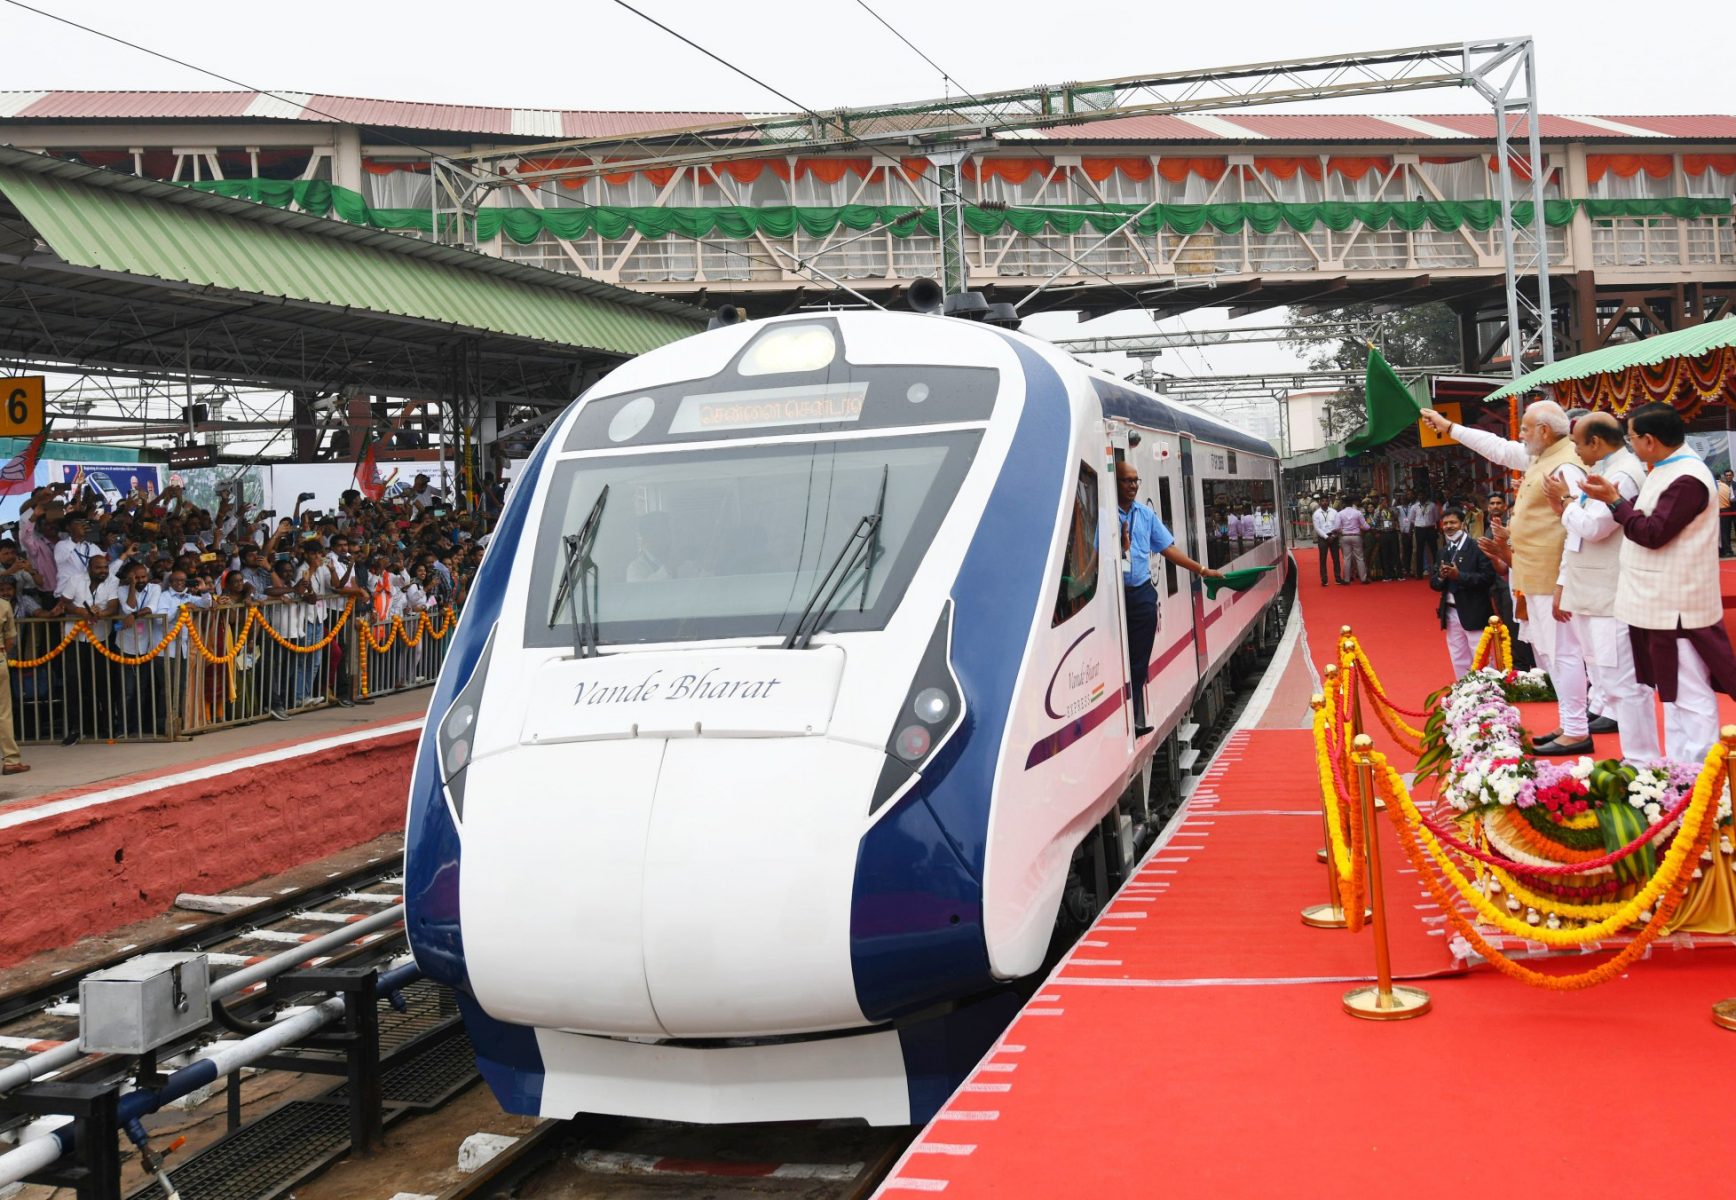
[738,324,837,376]
[443,704,475,771]
[870,603,963,815]
[913,687,950,724]
[437,627,495,822]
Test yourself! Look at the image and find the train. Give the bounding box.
[403,304,1290,1127]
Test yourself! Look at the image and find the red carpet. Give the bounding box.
[876,559,1736,1199]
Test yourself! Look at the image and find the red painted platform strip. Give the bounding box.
[878,560,1736,1198]
[0,716,425,967]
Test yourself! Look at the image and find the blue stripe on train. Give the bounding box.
[404,412,563,1106]
[849,337,1072,1021]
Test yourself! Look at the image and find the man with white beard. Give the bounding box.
[1541,412,1659,760]
[1420,398,1590,752]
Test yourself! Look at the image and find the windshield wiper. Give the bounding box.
[548,484,609,658]
[784,467,888,650]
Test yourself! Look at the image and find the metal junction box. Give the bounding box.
[78,953,212,1055]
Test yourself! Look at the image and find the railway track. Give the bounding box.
[1,595,1290,1200]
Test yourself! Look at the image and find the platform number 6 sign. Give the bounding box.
[0,378,44,438]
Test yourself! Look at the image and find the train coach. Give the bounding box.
[404,305,1290,1126]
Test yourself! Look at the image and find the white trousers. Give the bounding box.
[1444,615,1477,681]
[1570,611,1660,761]
[1522,600,1588,739]
[1667,639,1721,765]
[1341,533,1367,582]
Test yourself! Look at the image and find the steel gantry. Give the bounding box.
[434,37,1556,373]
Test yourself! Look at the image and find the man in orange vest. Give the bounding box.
[1422,398,1590,753]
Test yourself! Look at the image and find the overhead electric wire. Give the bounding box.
[840,0,1226,377]
[609,0,1180,328]
[0,0,817,291]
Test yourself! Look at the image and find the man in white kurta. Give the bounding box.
[1543,413,1659,761]
[1420,400,1590,750]
[1582,403,1736,764]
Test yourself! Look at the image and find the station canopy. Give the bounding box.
[1488,315,1736,416]
[0,145,708,403]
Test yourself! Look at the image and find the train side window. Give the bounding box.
[1052,462,1099,626]
[1156,477,1179,597]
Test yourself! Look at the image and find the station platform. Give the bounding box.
[876,566,1736,1198]
[0,692,426,967]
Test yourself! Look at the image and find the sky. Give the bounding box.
[3,0,1730,428]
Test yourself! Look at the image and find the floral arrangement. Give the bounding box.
[1498,667,1556,703]
[1417,669,1727,867]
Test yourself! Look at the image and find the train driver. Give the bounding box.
[1116,462,1222,736]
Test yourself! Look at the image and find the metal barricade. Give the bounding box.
[2,599,453,745]
[355,608,454,700]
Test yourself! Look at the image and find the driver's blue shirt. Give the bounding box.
[1120,501,1175,588]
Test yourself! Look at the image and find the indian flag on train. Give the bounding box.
[0,427,48,497]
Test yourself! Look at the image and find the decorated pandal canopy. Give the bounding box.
[1321,625,1735,999]
[1487,315,1736,420]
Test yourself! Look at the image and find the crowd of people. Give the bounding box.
[1309,490,1453,585]
[0,471,499,771]
[1420,399,1734,766]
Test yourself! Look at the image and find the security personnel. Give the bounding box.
[1117,461,1220,736]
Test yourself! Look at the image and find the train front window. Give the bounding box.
[524,432,980,648]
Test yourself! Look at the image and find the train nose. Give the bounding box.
[459,732,884,1039]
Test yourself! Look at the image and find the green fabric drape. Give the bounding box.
[179,180,1730,243]
[1346,347,1423,456]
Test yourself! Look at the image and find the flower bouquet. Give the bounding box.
[1497,667,1556,703]
[1413,669,1731,931]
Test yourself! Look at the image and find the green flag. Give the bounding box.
[1344,346,1422,455]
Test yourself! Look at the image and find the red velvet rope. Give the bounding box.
[1415,787,1694,877]
[1347,659,1432,720]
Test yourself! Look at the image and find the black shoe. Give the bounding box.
[60,730,81,747]
[336,697,355,708]
[1534,736,1594,757]
[1586,715,1618,735]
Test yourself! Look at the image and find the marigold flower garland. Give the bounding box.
[1374,750,1719,989]
[1379,746,1720,945]
[1314,687,1367,930]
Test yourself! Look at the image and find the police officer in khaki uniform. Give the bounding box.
[0,585,29,774]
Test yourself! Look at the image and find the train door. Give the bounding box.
[1177,436,1209,680]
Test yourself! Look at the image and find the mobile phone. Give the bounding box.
[199,552,217,563]
[298,492,316,503]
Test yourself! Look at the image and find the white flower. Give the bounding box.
[1526,909,1540,925]
[1506,896,1521,913]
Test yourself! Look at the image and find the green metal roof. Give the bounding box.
[1488,316,1736,401]
[0,153,705,358]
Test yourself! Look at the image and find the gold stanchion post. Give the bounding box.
[1711,726,1736,1031]
[1342,734,1432,1020]
[1302,678,1368,928]
[1340,632,1385,812]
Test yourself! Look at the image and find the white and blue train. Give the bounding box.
[404,307,1289,1127]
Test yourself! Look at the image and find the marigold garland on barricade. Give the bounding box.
[1317,629,1736,989]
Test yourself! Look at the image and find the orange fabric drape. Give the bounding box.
[796,158,873,184]
[1326,155,1392,180]
[961,158,1064,184]
[1156,157,1227,183]
[1682,153,1736,177]
[1080,157,1154,183]
[1251,156,1322,181]
[1586,153,1674,184]
[900,156,931,181]
[705,160,793,184]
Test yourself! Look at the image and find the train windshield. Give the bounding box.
[524,431,980,648]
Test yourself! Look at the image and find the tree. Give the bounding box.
[1287,302,1461,444]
